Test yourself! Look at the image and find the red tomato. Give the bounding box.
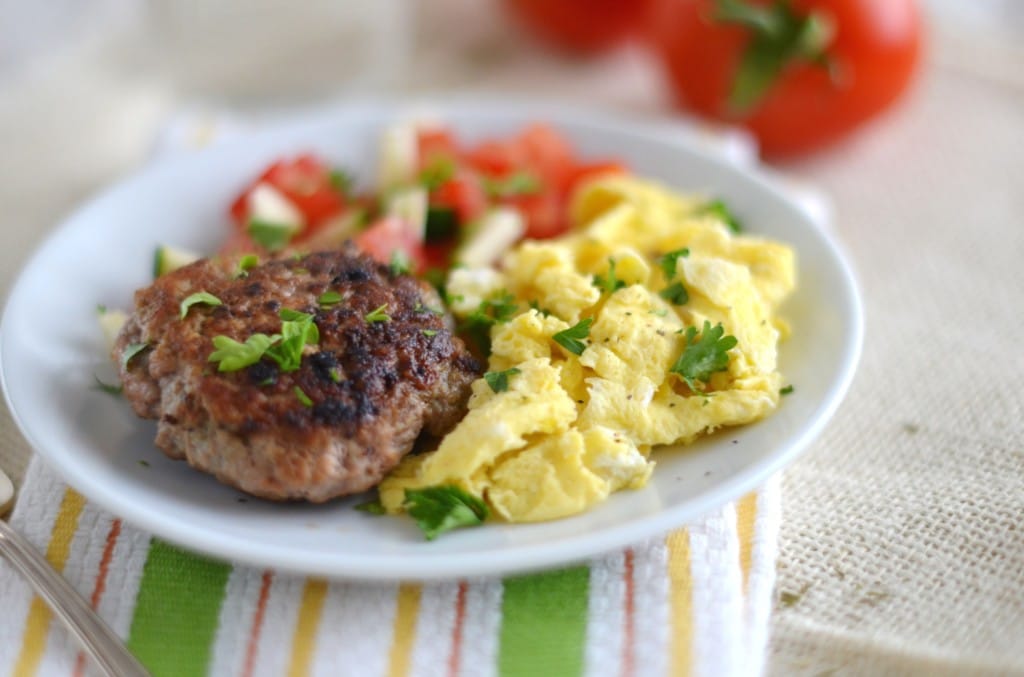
[647,0,923,157]
[354,216,427,271]
[561,161,627,194]
[504,0,651,54]
[431,171,489,225]
[231,155,346,230]
[417,128,459,166]
[512,193,570,240]
[463,140,524,177]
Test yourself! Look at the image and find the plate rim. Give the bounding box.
[0,100,864,580]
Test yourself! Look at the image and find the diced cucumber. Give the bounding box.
[247,183,304,229]
[298,209,367,251]
[248,219,299,252]
[377,123,418,191]
[386,187,428,240]
[97,307,128,352]
[453,207,526,268]
[153,244,201,278]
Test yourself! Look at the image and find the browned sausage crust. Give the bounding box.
[114,244,480,502]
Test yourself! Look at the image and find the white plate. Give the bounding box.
[0,102,862,580]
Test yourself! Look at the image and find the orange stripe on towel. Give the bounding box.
[72,518,123,677]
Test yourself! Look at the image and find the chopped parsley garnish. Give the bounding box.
[96,304,107,314]
[415,301,445,316]
[318,291,342,307]
[463,292,518,327]
[208,333,280,372]
[459,292,519,353]
[659,281,690,306]
[236,254,259,277]
[483,171,542,198]
[248,219,295,251]
[93,375,123,396]
[418,155,456,191]
[671,321,738,391]
[421,329,438,337]
[659,248,690,279]
[528,300,552,317]
[179,291,223,319]
[354,498,386,515]
[403,486,490,540]
[266,309,319,372]
[699,200,742,233]
[389,249,412,276]
[293,386,313,407]
[329,168,354,196]
[593,258,626,295]
[780,385,794,395]
[650,308,668,317]
[364,304,391,323]
[120,342,150,370]
[484,367,521,393]
[552,318,593,356]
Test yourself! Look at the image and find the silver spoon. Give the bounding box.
[0,474,149,677]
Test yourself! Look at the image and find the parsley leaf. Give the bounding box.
[415,301,446,317]
[248,219,296,252]
[364,304,391,323]
[459,292,518,353]
[318,291,342,307]
[121,342,150,370]
[266,309,319,372]
[354,498,386,515]
[659,248,690,279]
[483,171,542,198]
[780,384,794,395]
[403,486,489,540]
[593,258,626,295]
[421,329,438,337]
[553,318,593,356]
[389,249,412,276]
[528,300,552,317]
[293,386,313,407]
[93,375,123,396]
[699,200,743,233]
[208,333,280,372]
[329,168,354,196]
[418,155,456,191]
[484,367,521,393]
[179,291,223,319]
[236,254,259,277]
[670,321,738,390]
[659,281,689,306]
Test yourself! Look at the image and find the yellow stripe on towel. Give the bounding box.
[736,491,759,592]
[387,583,422,677]
[287,578,328,677]
[666,528,694,677]
[13,488,87,677]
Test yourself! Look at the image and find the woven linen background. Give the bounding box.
[2,2,1022,675]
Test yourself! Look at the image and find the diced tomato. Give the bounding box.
[431,171,489,225]
[219,228,260,256]
[354,216,427,271]
[416,128,459,166]
[512,192,570,240]
[231,154,346,233]
[517,124,574,183]
[463,139,524,177]
[422,241,454,271]
[562,161,627,194]
[263,155,346,228]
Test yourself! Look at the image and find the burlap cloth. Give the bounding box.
[2,2,1021,674]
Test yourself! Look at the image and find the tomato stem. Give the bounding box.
[712,0,836,115]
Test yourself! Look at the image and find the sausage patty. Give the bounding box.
[114,245,480,502]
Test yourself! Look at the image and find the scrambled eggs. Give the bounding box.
[379,175,796,522]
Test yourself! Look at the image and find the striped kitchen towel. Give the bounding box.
[0,459,781,677]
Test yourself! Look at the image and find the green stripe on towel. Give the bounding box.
[126,540,231,676]
[498,566,590,677]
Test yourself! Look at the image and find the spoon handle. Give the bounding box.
[0,518,149,677]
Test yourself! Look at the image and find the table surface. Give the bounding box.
[2,2,1022,674]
